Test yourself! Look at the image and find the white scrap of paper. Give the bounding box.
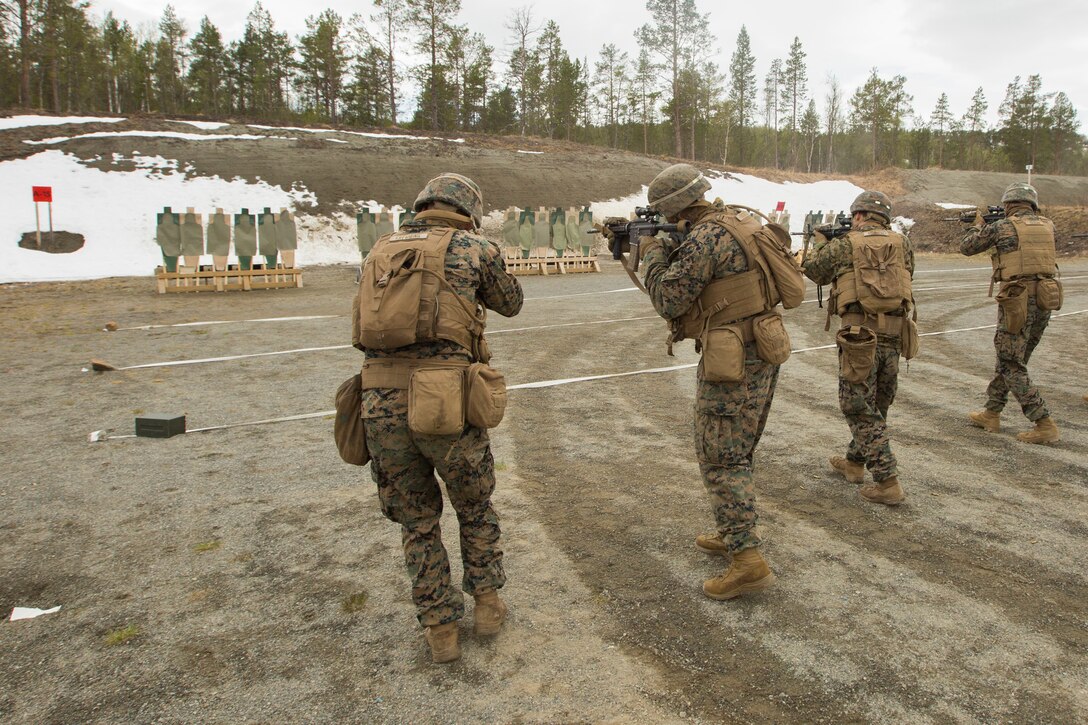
[10,605,62,621]
[89,430,107,442]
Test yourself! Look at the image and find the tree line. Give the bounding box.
[1,0,1085,176]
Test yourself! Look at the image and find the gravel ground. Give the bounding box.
[1,256,1087,723]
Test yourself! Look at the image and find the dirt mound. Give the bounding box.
[17,231,85,253]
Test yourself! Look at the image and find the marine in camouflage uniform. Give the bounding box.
[638,163,779,600]
[803,194,914,502]
[359,174,523,661]
[961,183,1060,443]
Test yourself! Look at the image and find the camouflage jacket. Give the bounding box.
[960,204,1042,257]
[802,218,916,288]
[641,200,751,320]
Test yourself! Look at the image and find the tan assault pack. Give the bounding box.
[673,207,805,344]
[353,226,486,358]
[833,228,913,318]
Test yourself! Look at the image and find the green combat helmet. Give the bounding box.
[1001,182,1039,210]
[647,163,711,219]
[850,190,893,223]
[414,172,484,227]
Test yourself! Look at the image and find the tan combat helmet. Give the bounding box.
[647,163,711,219]
[1001,182,1039,210]
[414,172,484,227]
[850,190,893,223]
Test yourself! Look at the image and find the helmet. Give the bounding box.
[647,164,711,219]
[850,190,893,222]
[413,172,484,227]
[1001,182,1038,209]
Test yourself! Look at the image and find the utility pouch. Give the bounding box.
[753,312,791,365]
[702,326,746,383]
[465,363,507,429]
[836,325,877,384]
[1035,277,1063,312]
[408,368,465,435]
[901,317,920,360]
[996,282,1029,334]
[333,374,369,465]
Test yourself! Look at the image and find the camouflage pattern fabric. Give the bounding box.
[804,216,914,485]
[961,206,1052,422]
[361,218,523,626]
[840,341,900,482]
[984,300,1051,421]
[642,200,778,553]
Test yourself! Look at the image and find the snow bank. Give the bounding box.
[0,150,315,283]
[248,124,465,143]
[936,202,975,209]
[26,131,294,145]
[0,115,125,131]
[591,171,865,249]
[169,120,229,130]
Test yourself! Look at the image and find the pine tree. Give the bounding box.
[406,0,460,130]
[930,92,951,167]
[1049,91,1079,174]
[631,47,658,154]
[823,74,843,173]
[763,58,782,168]
[297,10,348,123]
[153,5,187,114]
[187,17,226,115]
[781,36,807,167]
[728,25,757,164]
[638,0,706,158]
[594,43,629,148]
[800,98,820,172]
[370,0,407,124]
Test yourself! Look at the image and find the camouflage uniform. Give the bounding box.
[362,219,523,628]
[642,200,778,554]
[803,214,915,484]
[960,203,1051,422]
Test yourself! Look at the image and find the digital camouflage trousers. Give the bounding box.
[364,410,504,628]
[841,338,900,484]
[695,344,780,554]
[985,300,1051,422]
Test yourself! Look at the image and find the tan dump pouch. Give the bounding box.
[1035,277,1063,312]
[408,368,465,436]
[702,320,753,383]
[753,312,791,365]
[677,270,766,340]
[465,363,508,429]
[836,325,877,384]
[996,281,1029,335]
[333,374,369,466]
[902,317,920,360]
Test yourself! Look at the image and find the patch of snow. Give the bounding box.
[517,150,544,155]
[935,202,975,209]
[0,115,125,131]
[169,120,229,130]
[590,171,865,250]
[26,131,294,145]
[247,124,465,143]
[0,150,315,283]
[325,138,348,144]
[893,216,916,233]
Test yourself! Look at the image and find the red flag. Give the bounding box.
[32,186,52,202]
[775,201,785,212]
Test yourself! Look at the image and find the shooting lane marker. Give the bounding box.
[89,308,1088,443]
[110,314,341,332]
[89,279,1088,371]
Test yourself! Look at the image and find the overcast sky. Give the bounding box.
[92,0,1088,129]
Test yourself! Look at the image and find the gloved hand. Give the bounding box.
[637,235,663,264]
[972,210,985,227]
[595,217,630,254]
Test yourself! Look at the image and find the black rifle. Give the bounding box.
[941,205,1005,224]
[590,206,686,273]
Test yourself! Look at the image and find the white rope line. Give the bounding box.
[92,308,1088,442]
[113,315,341,332]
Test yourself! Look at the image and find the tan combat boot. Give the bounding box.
[859,477,906,506]
[1016,417,1060,445]
[695,532,730,556]
[472,591,507,636]
[829,456,865,483]
[424,622,461,664]
[968,409,1001,433]
[702,548,776,601]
